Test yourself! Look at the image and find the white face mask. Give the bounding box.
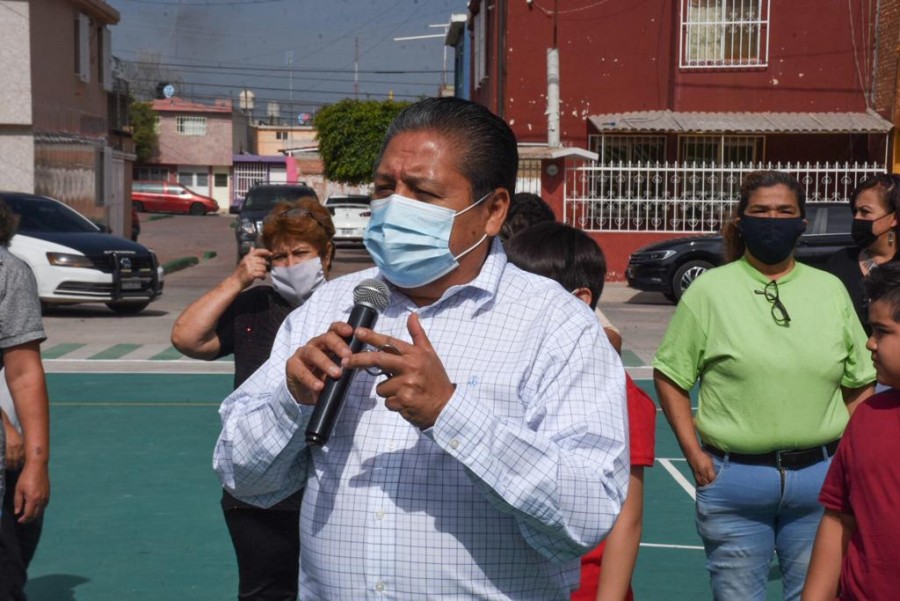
[270,257,325,306]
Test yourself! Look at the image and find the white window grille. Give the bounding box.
[564,160,882,233]
[680,0,769,68]
[589,135,667,165]
[176,116,207,136]
[275,131,288,140]
[680,135,764,164]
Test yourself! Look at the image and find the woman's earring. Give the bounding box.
[890,231,896,247]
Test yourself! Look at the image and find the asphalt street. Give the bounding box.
[39,213,676,376]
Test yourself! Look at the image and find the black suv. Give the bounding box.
[626,202,854,302]
[235,183,318,257]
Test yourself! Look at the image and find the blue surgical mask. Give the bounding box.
[363,192,490,288]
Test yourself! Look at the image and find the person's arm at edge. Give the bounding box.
[841,384,874,417]
[171,248,270,359]
[801,509,855,601]
[596,467,644,601]
[654,369,715,486]
[3,341,50,523]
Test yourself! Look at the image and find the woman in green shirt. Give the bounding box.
[653,171,875,601]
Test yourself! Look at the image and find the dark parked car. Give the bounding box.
[626,202,854,302]
[235,183,318,257]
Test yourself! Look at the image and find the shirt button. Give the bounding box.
[387,441,396,451]
[375,581,385,592]
[450,439,460,449]
[375,509,385,520]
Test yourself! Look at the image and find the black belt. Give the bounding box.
[703,439,840,470]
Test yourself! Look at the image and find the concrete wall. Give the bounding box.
[0,1,34,191]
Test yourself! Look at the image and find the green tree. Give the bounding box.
[130,100,158,163]
[314,99,410,186]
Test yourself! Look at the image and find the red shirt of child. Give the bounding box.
[818,389,900,601]
[572,375,656,601]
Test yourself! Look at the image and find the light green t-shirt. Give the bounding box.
[653,258,875,453]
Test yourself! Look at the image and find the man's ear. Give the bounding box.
[484,188,510,237]
[572,286,593,307]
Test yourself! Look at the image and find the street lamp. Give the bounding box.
[394,24,451,94]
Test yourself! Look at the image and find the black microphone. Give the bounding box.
[305,278,391,446]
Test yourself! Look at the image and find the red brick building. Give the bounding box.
[465,0,900,277]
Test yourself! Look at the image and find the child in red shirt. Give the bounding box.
[505,221,656,601]
[803,261,900,601]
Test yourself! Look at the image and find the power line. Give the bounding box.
[120,58,443,75]
[128,77,435,100]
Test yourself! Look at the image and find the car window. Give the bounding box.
[244,187,317,210]
[825,205,852,234]
[5,197,101,233]
[136,182,165,194]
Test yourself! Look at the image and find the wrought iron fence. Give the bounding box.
[565,160,885,233]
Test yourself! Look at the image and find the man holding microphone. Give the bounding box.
[213,97,628,599]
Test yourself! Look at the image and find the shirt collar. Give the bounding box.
[738,255,802,285]
[383,237,507,317]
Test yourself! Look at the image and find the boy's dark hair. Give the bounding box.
[500,192,556,241]
[865,261,900,321]
[0,200,19,247]
[505,221,606,309]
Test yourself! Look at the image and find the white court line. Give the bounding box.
[639,542,704,550]
[657,458,696,500]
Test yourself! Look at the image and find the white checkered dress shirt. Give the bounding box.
[214,239,629,600]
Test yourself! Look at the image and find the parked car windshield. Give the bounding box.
[3,195,101,233]
[243,187,316,210]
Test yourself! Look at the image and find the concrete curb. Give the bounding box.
[162,256,199,274]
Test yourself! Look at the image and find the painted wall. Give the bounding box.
[476,0,877,148]
[29,0,114,140]
[154,112,235,166]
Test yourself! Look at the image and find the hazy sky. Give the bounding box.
[111,0,467,119]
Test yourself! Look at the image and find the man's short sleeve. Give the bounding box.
[626,375,656,467]
[0,254,46,354]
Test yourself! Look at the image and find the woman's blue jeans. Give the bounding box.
[695,452,830,601]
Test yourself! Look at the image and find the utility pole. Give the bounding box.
[547,0,560,147]
[354,37,359,99]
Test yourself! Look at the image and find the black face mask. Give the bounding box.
[851,212,894,248]
[738,215,806,265]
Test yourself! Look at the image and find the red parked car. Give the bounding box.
[132,181,219,215]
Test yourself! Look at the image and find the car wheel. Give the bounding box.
[106,301,150,315]
[189,202,207,216]
[671,260,714,301]
[133,201,144,212]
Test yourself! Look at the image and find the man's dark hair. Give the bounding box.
[865,261,900,322]
[723,170,807,262]
[0,200,19,247]
[376,97,518,202]
[500,192,556,241]
[505,221,606,309]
